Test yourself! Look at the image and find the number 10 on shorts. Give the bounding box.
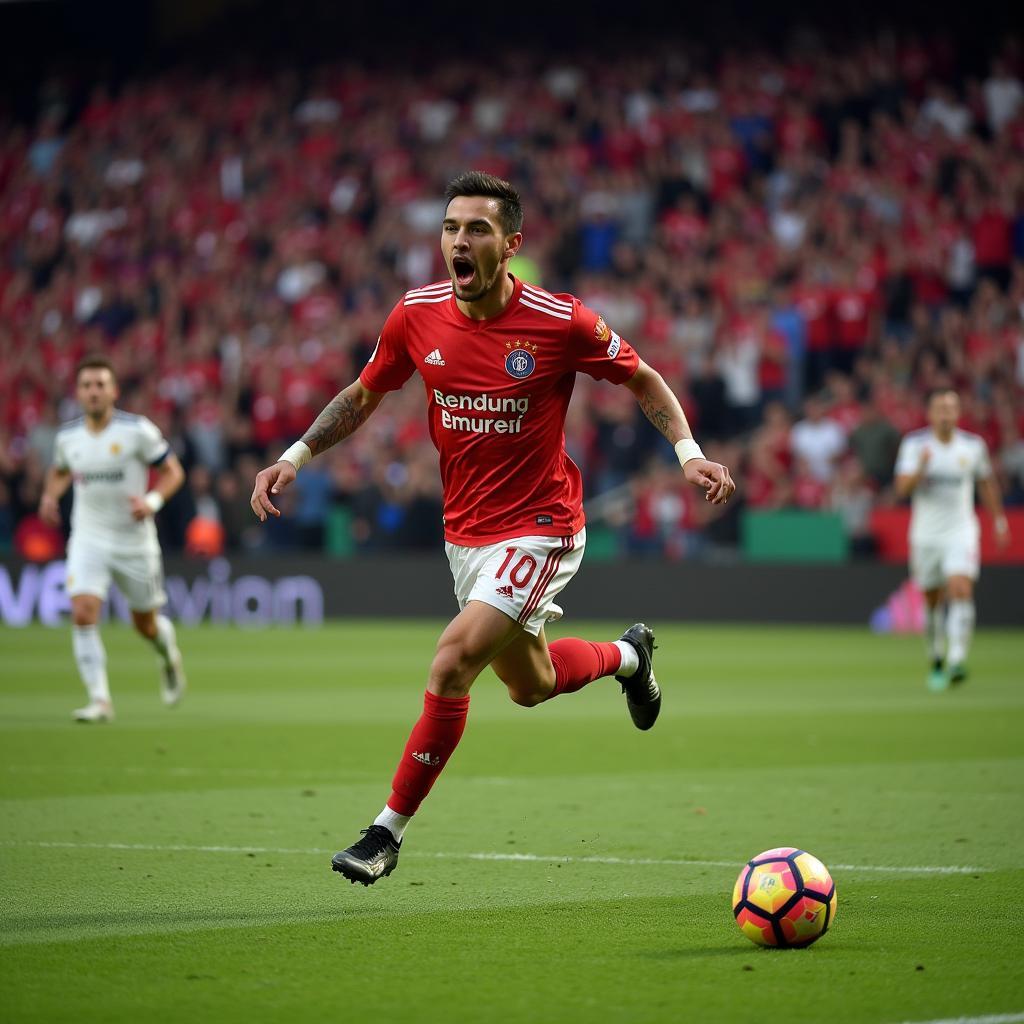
[495,547,538,588]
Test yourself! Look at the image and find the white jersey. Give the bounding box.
[54,412,170,550]
[894,428,991,544]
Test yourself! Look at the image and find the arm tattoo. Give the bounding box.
[637,390,674,440]
[301,393,370,455]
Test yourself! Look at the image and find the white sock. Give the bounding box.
[925,604,946,663]
[946,599,975,666]
[149,614,178,666]
[373,805,411,842]
[614,640,640,678]
[72,625,110,704]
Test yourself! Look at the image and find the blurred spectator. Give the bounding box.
[791,395,847,483]
[688,356,730,441]
[291,461,334,550]
[745,442,794,510]
[830,456,877,558]
[983,59,1023,135]
[849,391,902,487]
[189,465,221,523]
[716,320,763,434]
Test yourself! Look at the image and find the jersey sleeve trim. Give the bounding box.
[149,447,171,466]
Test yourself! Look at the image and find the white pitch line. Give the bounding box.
[3,840,325,855]
[890,1015,1024,1024]
[0,840,990,875]
[420,851,989,875]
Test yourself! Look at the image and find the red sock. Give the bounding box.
[387,690,470,816]
[546,638,622,699]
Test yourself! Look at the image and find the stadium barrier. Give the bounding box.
[740,510,849,562]
[1,557,1021,627]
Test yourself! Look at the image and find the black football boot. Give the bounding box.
[615,622,661,731]
[331,825,401,886]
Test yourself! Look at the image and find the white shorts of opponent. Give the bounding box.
[909,530,979,591]
[445,528,586,637]
[66,534,167,612]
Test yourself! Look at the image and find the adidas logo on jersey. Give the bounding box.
[424,349,445,366]
[495,585,514,599]
[412,751,440,766]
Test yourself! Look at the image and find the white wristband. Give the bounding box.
[674,438,706,467]
[278,441,312,471]
[143,490,165,514]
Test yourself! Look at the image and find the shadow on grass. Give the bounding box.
[1,905,362,943]
[5,893,807,956]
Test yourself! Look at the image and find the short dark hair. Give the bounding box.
[444,171,523,235]
[76,354,116,380]
[925,386,958,405]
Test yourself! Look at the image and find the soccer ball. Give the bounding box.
[732,847,837,948]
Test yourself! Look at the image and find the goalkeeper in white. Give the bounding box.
[894,388,1009,691]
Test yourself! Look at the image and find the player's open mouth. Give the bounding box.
[452,256,475,287]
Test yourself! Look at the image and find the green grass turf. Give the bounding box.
[1,621,1022,1024]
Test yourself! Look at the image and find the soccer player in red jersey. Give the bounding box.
[251,172,736,885]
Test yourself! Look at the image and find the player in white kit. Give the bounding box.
[894,389,1009,691]
[38,356,188,722]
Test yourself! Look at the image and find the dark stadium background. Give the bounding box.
[1,0,1022,624]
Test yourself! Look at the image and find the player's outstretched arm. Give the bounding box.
[250,379,384,522]
[39,467,72,526]
[301,379,386,456]
[624,359,735,505]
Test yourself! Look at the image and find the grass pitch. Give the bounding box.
[2,621,1022,1024]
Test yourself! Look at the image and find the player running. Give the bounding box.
[39,356,188,722]
[250,172,735,885]
[894,388,1009,691]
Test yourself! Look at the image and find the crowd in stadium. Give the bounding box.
[2,29,1023,560]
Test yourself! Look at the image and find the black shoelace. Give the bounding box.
[350,826,396,858]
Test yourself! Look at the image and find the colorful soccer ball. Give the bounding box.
[732,847,837,948]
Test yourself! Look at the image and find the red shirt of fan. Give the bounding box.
[834,286,872,349]
[792,283,833,352]
[359,277,640,546]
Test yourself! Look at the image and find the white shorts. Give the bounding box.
[910,533,979,591]
[445,528,586,636]
[66,535,167,612]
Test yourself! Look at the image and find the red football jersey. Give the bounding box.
[359,276,640,546]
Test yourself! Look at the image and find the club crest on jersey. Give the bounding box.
[505,339,538,379]
[110,443,121,455]
[594,316,611,343]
